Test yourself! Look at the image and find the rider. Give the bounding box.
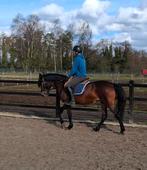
[64,45,87,105]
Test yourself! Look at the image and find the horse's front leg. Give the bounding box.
[59,112,64,125]
[59,104,73,129]
[66,106,73,129]
[58,105,66,128]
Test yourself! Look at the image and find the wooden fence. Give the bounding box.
[0,79,146,122]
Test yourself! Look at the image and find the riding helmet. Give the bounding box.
[72,45,82,53]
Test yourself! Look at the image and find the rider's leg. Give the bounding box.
[64,77,76,105]
[64,77,87,105]
[64,86,72,105]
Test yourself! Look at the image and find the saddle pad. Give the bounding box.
[73,81,90,95]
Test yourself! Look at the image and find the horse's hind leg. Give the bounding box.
[115,114,125,134]
[109,106,125,134]
[94,102,107,132]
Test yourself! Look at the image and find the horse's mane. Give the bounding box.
[42,73,68,81]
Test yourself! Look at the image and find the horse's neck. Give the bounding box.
[55,81,64,94]
[55,82,68,102]
[45,74,67,81]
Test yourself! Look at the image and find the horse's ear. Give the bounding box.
[39,72,43,77]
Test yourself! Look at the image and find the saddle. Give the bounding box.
[73,79,90,96]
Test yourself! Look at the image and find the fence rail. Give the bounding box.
[0,80,37,84]
[0,79,147,122]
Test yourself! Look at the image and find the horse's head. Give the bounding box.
[38,73,43,88]
[38,73,68,96]
[38,73,56,96]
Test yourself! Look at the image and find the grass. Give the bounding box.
[88,73,147,83]
[0,72,147,83]
[0,72,38,80]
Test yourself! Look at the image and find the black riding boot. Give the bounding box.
[64,87,73,105]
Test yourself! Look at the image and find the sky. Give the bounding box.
[0,0,147,51]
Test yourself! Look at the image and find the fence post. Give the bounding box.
[128,80,134,123]
[56,89,60,117]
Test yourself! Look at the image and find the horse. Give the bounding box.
[38,73,126,134]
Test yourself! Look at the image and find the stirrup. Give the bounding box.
[64,101,72,106]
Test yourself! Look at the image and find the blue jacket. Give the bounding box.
[68,53,87,78]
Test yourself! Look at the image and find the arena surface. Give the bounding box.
[0,115,147,170]
[0,86,147,170]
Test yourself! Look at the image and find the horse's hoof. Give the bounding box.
[68,124,73,130]
[93,126,99,132]
[120,130,125,135]
[61,122,66,129]
[120,128,125,135]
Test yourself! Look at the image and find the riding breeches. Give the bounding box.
[64,77,87,88]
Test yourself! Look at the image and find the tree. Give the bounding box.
[77,22,93,71]
[50,19,64,72]
[60,31,73,71]
[11,14,44,72]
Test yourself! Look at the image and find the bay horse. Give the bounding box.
[38,73,126,134]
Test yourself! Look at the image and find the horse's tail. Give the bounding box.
[114,84,126,120]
